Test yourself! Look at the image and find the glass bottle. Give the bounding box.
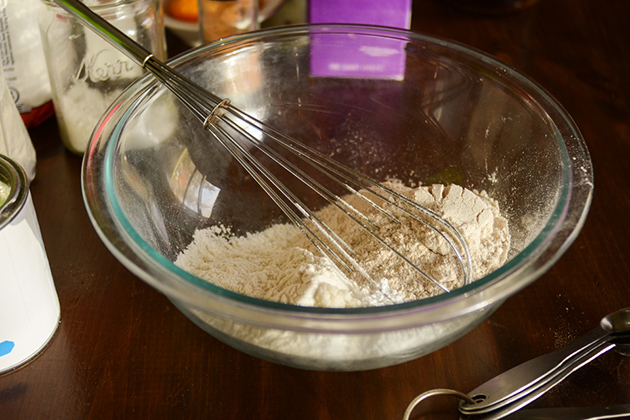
[38,0,167,154]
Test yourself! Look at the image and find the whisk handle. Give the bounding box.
[53,0,153,66]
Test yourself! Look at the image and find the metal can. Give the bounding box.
[0,154,60,374]
[38,0,167,154]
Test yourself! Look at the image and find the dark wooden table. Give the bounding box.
[3,1,630,418]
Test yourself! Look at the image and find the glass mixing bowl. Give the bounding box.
[82,25,593,371]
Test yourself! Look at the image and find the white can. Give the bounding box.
[0,154,60,374]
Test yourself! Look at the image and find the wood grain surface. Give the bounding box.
[2,1,629,419]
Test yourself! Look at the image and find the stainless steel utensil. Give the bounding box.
[54,0,474,299]
[460,341,618,419]
[460,307,630,416]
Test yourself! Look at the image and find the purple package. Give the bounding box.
[309,0,411,80]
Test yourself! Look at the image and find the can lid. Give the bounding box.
[0,154,28,230]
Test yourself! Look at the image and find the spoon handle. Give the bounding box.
[460,327,609,413]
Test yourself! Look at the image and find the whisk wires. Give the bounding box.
[145,56,472,296]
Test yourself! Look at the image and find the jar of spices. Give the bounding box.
[38,0,167,154]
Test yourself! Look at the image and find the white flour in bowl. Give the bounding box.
[175,182,511,308]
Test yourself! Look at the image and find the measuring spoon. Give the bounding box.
[459,307,630,414]
[460,336,617,416]
[459,341,617,419]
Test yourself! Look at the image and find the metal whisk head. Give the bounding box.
[149,57,473,297]
[57,0,473,299]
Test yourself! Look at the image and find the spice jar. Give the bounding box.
[0,154,59,374]
[38,0,167,155]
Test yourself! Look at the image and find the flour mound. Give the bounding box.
[175,183,510,308]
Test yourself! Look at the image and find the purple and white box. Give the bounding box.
[309,0,412,80]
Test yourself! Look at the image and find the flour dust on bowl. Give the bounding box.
[82,25,593,371]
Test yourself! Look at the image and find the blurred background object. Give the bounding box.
[198,0,259,43]
[163,0,290,46]
[0,0,53,128]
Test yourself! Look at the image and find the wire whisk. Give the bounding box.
[56,0,473,298]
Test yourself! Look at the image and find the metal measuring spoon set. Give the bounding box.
[404,307,630,420]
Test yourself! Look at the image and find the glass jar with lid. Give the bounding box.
[38,0,167,154]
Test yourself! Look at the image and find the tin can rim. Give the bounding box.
[0,154,28,230]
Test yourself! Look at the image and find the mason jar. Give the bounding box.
[38,0,167,154]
